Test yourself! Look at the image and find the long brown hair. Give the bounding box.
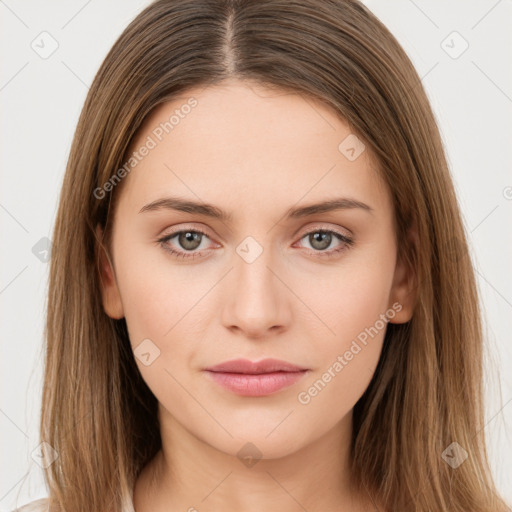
[40,0,509,511]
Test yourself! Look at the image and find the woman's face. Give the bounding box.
[97,79,414,459]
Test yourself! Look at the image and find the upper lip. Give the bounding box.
[204,358,308,374]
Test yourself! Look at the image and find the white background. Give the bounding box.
[1,0,511,509]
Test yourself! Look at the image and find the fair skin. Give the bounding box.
[97,79,415,512]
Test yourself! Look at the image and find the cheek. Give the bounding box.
[292,278,391,434]
[115,256,206,419]
[301,243,396,351]
[293,241,396,405]
[295,283,388,407]
[114,238,212,342]
[112,243,216,392]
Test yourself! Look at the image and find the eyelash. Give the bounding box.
[157,227,354,260]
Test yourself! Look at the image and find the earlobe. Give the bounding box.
[95,223,124,320]
[387,229,417,324]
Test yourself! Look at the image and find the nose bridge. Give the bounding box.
[234,234,280,306]
[221,233,290,335]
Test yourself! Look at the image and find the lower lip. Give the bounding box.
[204,370,308,396]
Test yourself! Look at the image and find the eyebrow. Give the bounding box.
[138,196,373,221]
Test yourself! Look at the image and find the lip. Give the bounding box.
[205,358,308,374]
[203,358,309,397]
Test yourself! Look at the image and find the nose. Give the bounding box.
[220,242,292,339]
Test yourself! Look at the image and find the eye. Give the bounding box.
[295,228,354,258]
[157,228,216,260]
[157,226,354,260]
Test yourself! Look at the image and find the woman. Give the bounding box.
[16,0,510,511]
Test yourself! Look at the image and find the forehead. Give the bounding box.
[117,80,391,221]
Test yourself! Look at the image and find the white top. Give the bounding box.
[13,496,135,512]
[12,498,49,512]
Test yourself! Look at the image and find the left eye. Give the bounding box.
[158,228,353,260]
[295,229,354,257]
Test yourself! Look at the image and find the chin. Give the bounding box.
[201,423,312,463]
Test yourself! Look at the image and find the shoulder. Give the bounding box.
[12,497,49,512]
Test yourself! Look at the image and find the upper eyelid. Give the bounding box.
[301,225,351,237]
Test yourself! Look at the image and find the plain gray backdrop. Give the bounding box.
[1,0,511,509]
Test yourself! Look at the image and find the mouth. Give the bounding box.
[203,358,309,397]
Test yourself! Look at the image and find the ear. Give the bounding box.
[95,223,124,319]
[387,227,417,324]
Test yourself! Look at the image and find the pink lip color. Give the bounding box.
[203,358,308,397]
[205,370,307,396]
